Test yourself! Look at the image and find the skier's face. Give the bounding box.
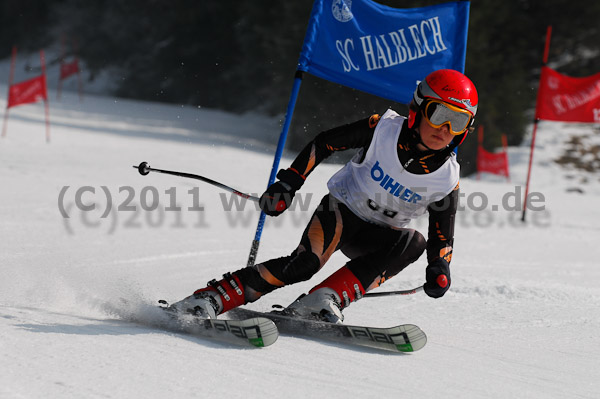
[416,117,454,151]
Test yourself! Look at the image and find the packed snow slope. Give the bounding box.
[1,85,599,399]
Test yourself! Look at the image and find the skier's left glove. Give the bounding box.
[424,257,451,298]
[259,168,305,217]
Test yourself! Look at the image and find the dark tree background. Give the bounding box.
[1,0,599,175]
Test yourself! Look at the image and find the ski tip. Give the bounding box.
[397,324,427,352]
[243,317,279,347]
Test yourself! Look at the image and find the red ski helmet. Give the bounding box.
[408,69,478,146]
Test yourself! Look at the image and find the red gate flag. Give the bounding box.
[60,59,79,80]
[536,66,600,123]
[57,34,83,101]
[7,74,48,108]
[2,47,51,142]
[477,126,510,180]
[477,146,509,178]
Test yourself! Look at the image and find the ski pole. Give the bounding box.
[133,161,259,202]
[363,274,447,297]
[363,286,423,297]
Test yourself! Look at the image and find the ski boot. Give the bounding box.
[167,290,221,318]
[167,273,246,319]
[284,265,365,324]
[285,287,345,323]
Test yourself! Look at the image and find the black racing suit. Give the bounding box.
[234,114,458,302]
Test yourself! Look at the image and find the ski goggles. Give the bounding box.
[422,99,473,135]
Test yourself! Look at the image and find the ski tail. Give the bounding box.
[144,301,280,348]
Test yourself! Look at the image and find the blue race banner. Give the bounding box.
[298,0,470,103]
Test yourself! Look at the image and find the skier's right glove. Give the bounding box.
[259,168,305,217]
[424,257,451,298]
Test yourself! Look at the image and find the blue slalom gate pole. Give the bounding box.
[246,71,304,267]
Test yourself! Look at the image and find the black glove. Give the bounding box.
[259,169,304,217]
[424,257,451,298]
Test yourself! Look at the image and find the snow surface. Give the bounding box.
[1,82,599,399]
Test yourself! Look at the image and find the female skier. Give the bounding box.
[170,69,478,323]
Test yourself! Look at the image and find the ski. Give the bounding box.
[230,308,426,353]
[147,303,279,348]
[175,316,279,348]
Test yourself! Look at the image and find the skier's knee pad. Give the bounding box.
[385,229,426,275]
[280,250,321,284]
[349,229,427,283]
[406,230,427,260]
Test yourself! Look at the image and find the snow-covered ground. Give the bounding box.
[1,81,599,399]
